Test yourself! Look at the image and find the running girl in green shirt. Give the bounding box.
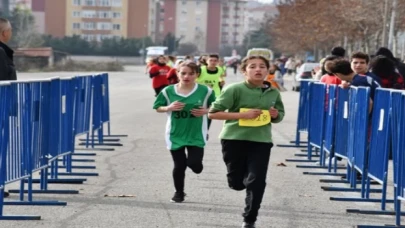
[208,56,285,228]
[153,61,216,203]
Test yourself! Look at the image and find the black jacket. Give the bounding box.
[0,41,16,81]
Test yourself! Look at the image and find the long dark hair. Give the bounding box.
[369,55,396,79]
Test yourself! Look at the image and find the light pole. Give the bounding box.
[141,24,147,63]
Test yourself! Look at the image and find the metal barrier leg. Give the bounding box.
[102,122,127,138]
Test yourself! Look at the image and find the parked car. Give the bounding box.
[292,63,318,91]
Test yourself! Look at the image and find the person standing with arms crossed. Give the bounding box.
[208,56,285,228]
[153,61,215,203]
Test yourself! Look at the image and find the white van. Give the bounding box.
[145,46,168,63]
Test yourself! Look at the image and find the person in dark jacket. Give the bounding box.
[0,18,15,199]
[375,47,405,79]
[0,18,16,81]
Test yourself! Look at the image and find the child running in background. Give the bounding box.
[197,54,224,98]
[218,58,227,91]
[166,59,184,85]
[208,56,285,228]
[153,61,216,203]
[149,55,170,96]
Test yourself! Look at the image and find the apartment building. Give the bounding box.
[220,0,247,47]
[43,0,158,42]
[161,0,247,53]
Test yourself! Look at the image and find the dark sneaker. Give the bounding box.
[242,222,256,228]
[170,192,186,203]
[4,191,9,198]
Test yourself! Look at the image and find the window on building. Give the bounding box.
[83,22,96,30]
[82,10,97,18]
[99,0,111,6]
[112,0,122,7]
[73,0,81,6]
[73,11,81,17]
[84,0,95,6]
[112,12,121,18]
[99,11,110,18]
[72,23,81,29]
[97,22,112,30]
[112,24,121,30]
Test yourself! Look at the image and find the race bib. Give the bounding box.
[239,108,271,127]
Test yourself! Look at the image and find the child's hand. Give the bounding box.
[167,101,184,111]
[191,107,208,117]
[270,107,278,119]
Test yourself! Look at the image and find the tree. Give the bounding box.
[243,28,272,51]
[176,42,199,55]
[7,7,43,48]
[162,32,181,54]
[266,0,405,59]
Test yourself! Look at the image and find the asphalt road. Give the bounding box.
[1,66,402,228]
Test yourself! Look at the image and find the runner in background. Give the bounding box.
[167,55,176,68]
[266,63,284,90]
[153,61,216,203]
[218,58,227,91]
[197,53,223,98]
[149,55,170,96]
[145,57,157,74]
[208,56,285,228]
[166,59,184,85]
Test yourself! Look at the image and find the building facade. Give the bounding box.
[161,0,247,53]
[42,0,158,42]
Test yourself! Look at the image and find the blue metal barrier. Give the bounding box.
[394,92,405,226]
[78,74,123,148]
[101,73,127,138]
[60,76,100,175]
[2,81,67,218]
[278,80,312,148]
[322,87,383,195]
[0,82,43,220]
[333,87,350,160]
[332,89,394,206]
[353,91,405,227]
[287,82,327,165]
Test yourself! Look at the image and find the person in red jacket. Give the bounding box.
[149,55,170,96]
[166,59,184,85]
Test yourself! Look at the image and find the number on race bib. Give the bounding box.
[239,108,271,127]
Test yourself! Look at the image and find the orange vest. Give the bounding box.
[266,73,280,89]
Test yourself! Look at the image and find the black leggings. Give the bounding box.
[154,85,167,96]
[170,146,204,193]
[221,139,272,223]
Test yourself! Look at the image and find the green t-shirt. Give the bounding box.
[197,66,223,97]
[153,84,216,150]
[209,81,285,143]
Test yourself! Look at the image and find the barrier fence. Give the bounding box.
[0,73,124,220]
[287,80,405,227]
